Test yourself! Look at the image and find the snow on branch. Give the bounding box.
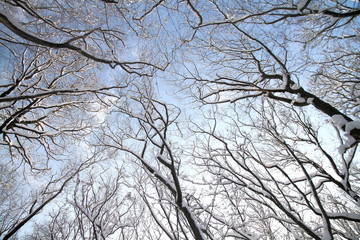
[0,11,165,75]
[331,114,360,153]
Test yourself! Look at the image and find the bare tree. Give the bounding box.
[188,100,360,239]
[1,1,359,239]
[0,46,127,169]
[0,1,166,238]
[0,0,166,75]
[0,154,99,240]
[160,1,359,239]
[24,163,141,240]
[96,83,210,240]
[0,40,128,239]
[71,168,136,239]
[168,0,360,144]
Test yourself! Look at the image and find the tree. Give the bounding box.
[0,0,168,169]
[97,83,209,239]
[0,46,124,168]
[1,0,359,239]
[189,100,359,239]
[24,164,141,240]
[0,0,165,74]
[170,1,360,239]
[175,0,360,144]
[0,155,98,240]
[0,40,124,238]
[173,1,359,239]
[120,0,359,239]
[0,0,152,237]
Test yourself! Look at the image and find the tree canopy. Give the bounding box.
[0,0,359,239]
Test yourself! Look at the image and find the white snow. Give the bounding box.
[290,83,301,90]
[338,145,346,155]
[331,115,359,153]
[345,121,360,134]
[261,189,271,198]
[321,216,332,240]
[291,94,306,104]
[281,73,289,89]
[323,211,360,220]
[296,97,306,103]
[338,134,356,154]
[345,134,356,146]
[331,114,348,128]
[182,203,208,240]
[149,165,176,190]
[306,97,314,104]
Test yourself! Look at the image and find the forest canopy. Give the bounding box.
[0,0,359,239]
